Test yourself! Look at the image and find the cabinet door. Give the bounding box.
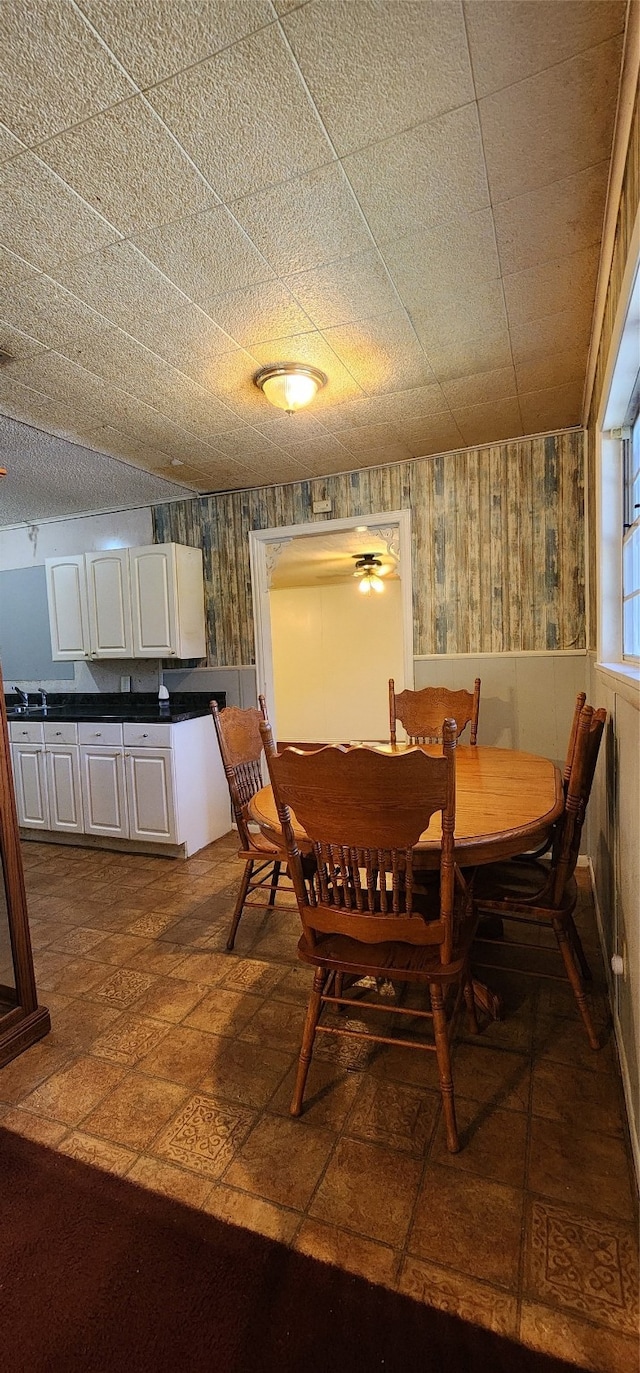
[79,746,128,837]
[125,748,177,843]
[129,545,177,658]
[46,746,84,833]
[11,746,49,829]
[45,556,90,660]
[85,550,133,657]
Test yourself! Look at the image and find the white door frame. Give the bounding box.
[249,509,414,737]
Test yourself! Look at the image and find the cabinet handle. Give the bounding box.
[95,732,102,737]
[125,752,130,758]
[142,733,148,738]
[55,731,62,736]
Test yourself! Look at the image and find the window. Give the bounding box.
[623,409,640,660]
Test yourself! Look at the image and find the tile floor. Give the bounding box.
[1,837,638,1372]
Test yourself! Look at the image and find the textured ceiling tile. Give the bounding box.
[50,241,234,364]
[0,153,118,270]
[0,322,47,364]
[453,397,523,447]
[0,373,102,436]
[80,0,273,87]
[69,424,178,470]
[510,306,592,365]
[250,331,364,409]
[393,412,464,457]
[0,413,192,524]
[273,433,354,469]
[333,423,413,462]
[441,366,517,409]
[502,245,600,328]
[480,37,622,206]
[0,0,133,145]
[283,0,473,155]
[420,330,513,385]
[38,96,215,235]
[193,348,266,418]
[284,249,398,330]
[0,122,26,162]
[343,103,489,245]
[321,382,448,432]
[250,412,328,449]
[518,381,583,434]
[131,205,274,307]
[323,312,434,396]
[147,25,332,201]
[232,162,370,277]
[494,161,609,276]
[410,278,508,354]
[0,272,108,355]
[206,427,287,465]
[4,350,129,415]
[515,348,588,396]
[383,209,500,314]
[206,281,314,347]
[464,0,626,99]
[0,246,42,294]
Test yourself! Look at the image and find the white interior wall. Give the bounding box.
[270,580,405,743]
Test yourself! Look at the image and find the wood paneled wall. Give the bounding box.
[152,429,585,668]
[587,82,640,646]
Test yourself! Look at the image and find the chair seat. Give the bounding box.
[237,833,284,860]
[297,918,475,983]
[474,858,577,917]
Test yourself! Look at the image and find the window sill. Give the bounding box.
[595,661,640,708]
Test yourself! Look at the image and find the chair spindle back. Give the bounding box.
[389,679,481,746]
[210,699,268,850]
[550,704,606,907]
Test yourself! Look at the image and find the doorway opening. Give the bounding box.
[249,510,413,743]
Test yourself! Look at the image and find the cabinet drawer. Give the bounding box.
[123,722,173,748]
[44,721,78,745]
[78,721,123,746]
[10,721,44,744]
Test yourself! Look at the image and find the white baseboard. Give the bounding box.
[587,857,640,1191]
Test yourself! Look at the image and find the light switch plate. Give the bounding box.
[120,675,131,693]
[312,499,332,513]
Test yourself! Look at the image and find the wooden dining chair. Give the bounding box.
[210,697,290,951]
[473,703,606,1049]
[389,678,481,745]
[260,721,479,1153]
[516,690,588,864]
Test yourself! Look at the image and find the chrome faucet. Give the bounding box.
[38,689,47,711]
[13,686,28,707]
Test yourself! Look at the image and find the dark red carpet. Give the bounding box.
[0,1125,584,1373]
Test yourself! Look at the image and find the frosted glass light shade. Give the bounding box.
[358,572,384,594]
[254,363,327,413]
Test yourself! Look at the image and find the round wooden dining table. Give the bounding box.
[248,744,564,870]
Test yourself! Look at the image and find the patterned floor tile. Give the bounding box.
[152,1092,256,1179]
[89,967,157,1009]
[398,1256,518,1337]
[524,1197,639,1335]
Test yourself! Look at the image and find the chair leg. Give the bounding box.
[226,859,253,952]
[464,974,480,1035]
[268,859,281,907]
[568,915,593,982]
[430,983,459,1153]
[290,968,325,1118]
[553,919,600,1050]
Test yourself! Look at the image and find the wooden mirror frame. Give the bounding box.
[0,665,50,1066]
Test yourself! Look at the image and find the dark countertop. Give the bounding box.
[4,691,226,725]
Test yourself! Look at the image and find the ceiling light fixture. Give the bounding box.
[353,552,385,595]
[254,362,327,414]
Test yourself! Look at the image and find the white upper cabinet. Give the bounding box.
[45,555,91,660]
[45,543,205,660]
[85,550,133,658]
[130,543,205,659]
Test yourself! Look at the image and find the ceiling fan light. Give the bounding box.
[370,574,384,593]
[358,575,372,594]
[254,363,327,413]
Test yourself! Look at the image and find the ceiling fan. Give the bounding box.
[352,552,389,595]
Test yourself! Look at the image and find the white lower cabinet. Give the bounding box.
[12,745,49,829]
[125,748,176,843]
[46,746,84,833]
[79,745,129,838]
[11,713,228,856]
